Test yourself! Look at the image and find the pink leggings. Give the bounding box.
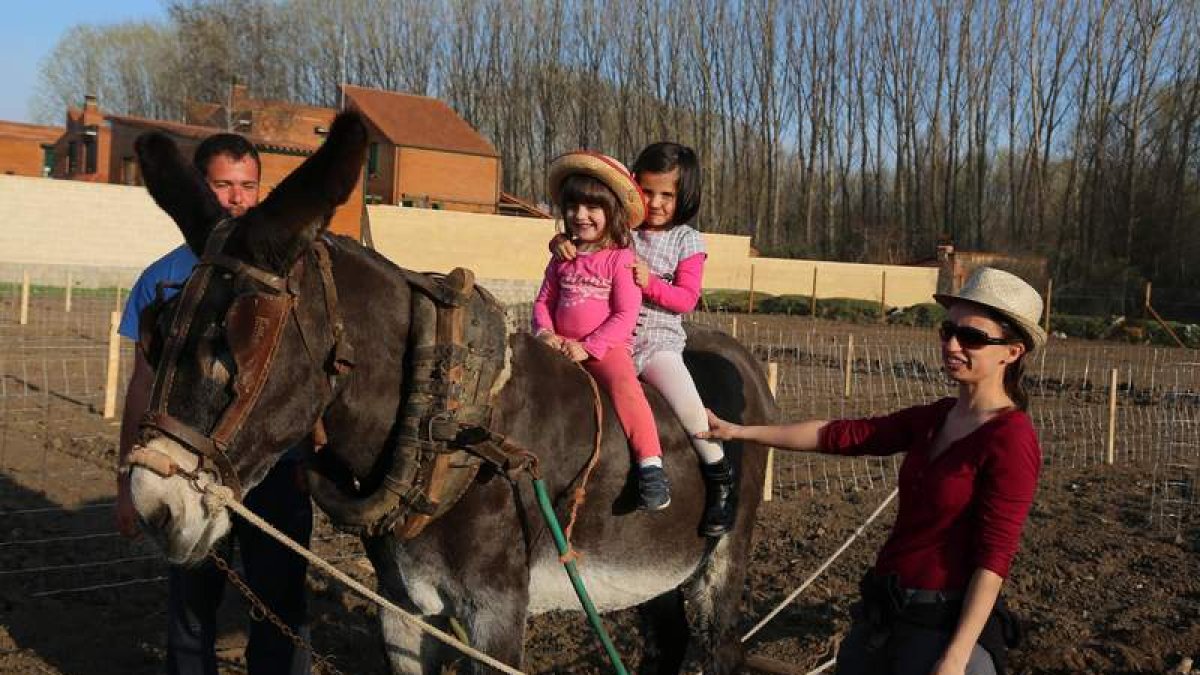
[583,348,662,462]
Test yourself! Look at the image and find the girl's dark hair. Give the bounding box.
[557,174,631,248]
[631,142,701,225]
[985,308,1034,411]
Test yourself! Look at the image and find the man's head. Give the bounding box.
[193,134,261,217]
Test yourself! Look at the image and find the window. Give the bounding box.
[121,156,138,185]
[84,136,97,174]
[401,199,414,207]
[67,141,78,175]
[41,146,55,177]
[367,142,380,177]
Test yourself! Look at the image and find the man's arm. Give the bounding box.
[115,348,154,538]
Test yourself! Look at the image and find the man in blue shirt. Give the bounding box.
[116,133,312,675]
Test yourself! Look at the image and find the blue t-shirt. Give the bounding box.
[120,243,305,463]
[118,244,198,341]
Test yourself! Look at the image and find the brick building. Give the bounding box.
[0,121,63,178]
[11,83,543,238]
[341,84,503,213]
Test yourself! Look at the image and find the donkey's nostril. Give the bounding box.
[148,505,172,531]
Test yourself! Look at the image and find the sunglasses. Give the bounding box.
[938,321,1019,350]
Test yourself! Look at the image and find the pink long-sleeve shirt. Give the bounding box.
[532,247,640,360]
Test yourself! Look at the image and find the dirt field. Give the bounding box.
[1,297,1198,674]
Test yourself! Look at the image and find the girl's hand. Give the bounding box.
[630,257,651,288]
[550,234,578,261]
[561,340,589,362]
[697,408,743,441]
[537,331,564,350]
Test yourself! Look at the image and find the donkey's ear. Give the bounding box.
[246,110,368,267]
[135,132,225,255]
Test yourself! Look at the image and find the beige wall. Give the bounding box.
[368,206,939,307]
[0,175,181,271]
[369,205,558,280]
[0,181,936,306]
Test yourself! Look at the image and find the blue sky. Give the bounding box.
[1,0,166,124]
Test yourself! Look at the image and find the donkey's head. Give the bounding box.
[127,112,367,564]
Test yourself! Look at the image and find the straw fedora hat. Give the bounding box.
[934,266,1047,350]
[547,151,646,228]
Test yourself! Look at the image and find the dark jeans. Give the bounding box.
[166,458,313,675]
[835,602,997,675]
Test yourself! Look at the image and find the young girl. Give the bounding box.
[533,151,670,511]
[550,143,735,537]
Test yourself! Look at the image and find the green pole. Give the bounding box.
[532,478,629,675]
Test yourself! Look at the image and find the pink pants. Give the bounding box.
[583,348,662,462]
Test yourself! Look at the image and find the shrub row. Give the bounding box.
[699,290,1199,348]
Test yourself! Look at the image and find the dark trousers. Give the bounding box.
[835,602,997,675]
[166,458,313,675]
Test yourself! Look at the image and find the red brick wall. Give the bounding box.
[395,147,498,213]
[0,122,62,177]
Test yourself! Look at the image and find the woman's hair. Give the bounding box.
[984,307,1033,411]
[557,173,632,248]
[631,142,701,225]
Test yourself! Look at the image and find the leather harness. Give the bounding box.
[123,219,531,540]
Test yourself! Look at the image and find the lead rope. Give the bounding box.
[200,484,525,675]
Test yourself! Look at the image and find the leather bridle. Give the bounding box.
[126,219,351,500]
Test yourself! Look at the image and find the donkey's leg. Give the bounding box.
[637,589,689,675]
[455,586,529,674]
[681,537,746,675]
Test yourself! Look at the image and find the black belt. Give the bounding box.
[901,587,963,605]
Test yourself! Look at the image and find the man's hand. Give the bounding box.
[549,234,578,261]
[561,340,589,362]
[116,473,142,539]
[630,257,651,288]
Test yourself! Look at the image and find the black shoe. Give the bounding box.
[637,465,671,511]
[700,457,737,537]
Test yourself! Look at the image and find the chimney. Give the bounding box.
[83,95,98,113]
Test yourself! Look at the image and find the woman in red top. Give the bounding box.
[702,267,1045,675]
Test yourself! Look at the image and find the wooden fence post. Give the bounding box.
[764,362,778,502]
[843,334,855,398]
[880,270,888,322]
[103,311,121,419]
[731,316,738,339]
[748,264,756,314]
[19,271,30,326]
[810,267,818,317]
[1106,367,1118,465]
[1043,277,1053,335]
[65,271,73,313]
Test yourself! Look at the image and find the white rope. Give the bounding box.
[806,656,836,674]
[206,485,525,675]
[741,487,898,643]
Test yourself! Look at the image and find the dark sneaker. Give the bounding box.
[637,465,671,511]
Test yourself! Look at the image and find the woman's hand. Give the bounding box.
[697,408,743,441]
[630,257,651,288]
[930,648,969,675]
[550,234,578,261]
[560,340,589,362]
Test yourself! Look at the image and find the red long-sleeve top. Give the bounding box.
[819,398,1041,591]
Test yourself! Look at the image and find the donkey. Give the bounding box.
[125,110,776,674]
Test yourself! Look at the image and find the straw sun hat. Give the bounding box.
[547,151,646,228]
[933,266,1047,350]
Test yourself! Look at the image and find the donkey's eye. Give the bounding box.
[202,323,223,339]
[222,273,233,281]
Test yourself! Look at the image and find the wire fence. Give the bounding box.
[1,295,1197,601]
